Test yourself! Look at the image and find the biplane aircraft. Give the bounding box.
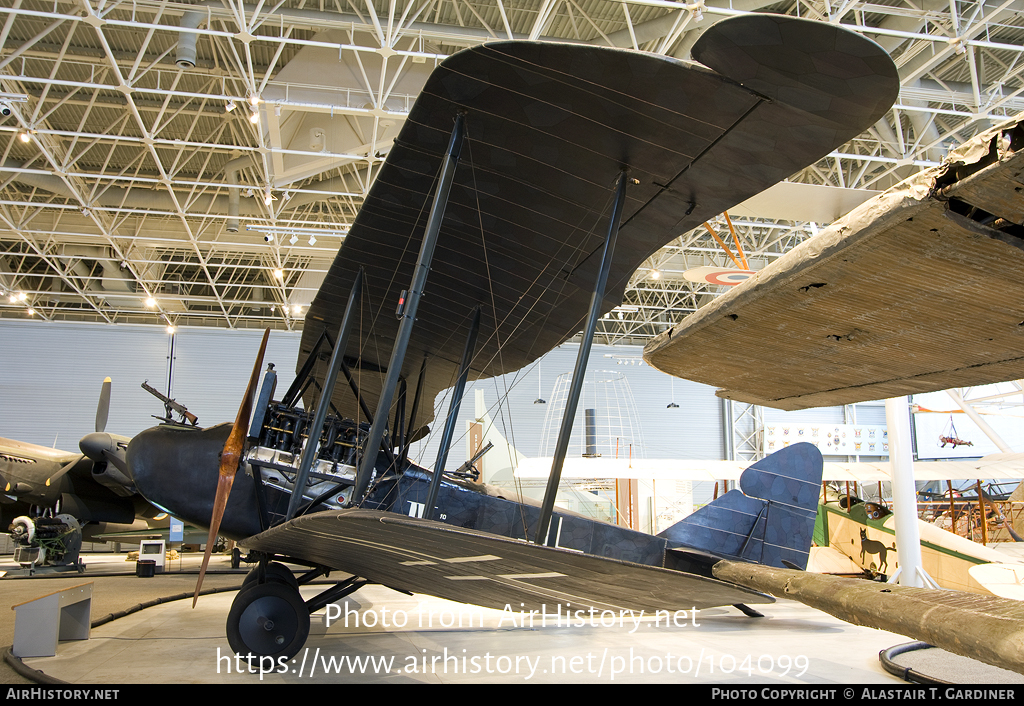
[124,14,902,661]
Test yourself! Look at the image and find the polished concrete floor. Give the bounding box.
[2,552,1021,685]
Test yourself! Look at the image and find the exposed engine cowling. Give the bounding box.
[8,514,83,568]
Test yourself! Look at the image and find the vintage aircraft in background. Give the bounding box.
[815,486,1024,598]
[1,378,166,568]
[124,12,909,664]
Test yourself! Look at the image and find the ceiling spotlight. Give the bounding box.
[651,269,661,279]
[15,291,27,302]
[289,234,298,245]
[273,268,284,280]
[18,130,30,143]
[225,100,236,112]
[249,109,260,124]
[249,94,261,106]
[292,304,302,316]
[308,235,317,246]
[263,190,274,206]
[145,296,157,308]
[166,325,176,334]
[26,308,35,316]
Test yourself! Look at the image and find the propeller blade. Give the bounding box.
[95,377,111,433]
[45,453,86,487]
[193,329,270,607]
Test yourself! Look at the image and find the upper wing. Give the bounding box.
[644,115,1024,410]
[299,14,899,432]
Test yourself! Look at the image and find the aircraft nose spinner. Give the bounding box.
[79,432,118,463]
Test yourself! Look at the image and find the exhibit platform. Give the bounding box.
[2,553,1022,685]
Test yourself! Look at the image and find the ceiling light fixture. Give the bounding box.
[289,234,298,245]
[273,268,284,280]
[145,296,157,308]
[249,109,260,124]
[225,100,236,112]
[308,235,317,246]
[18,130,30,143]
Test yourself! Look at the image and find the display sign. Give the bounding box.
[765,423,888,456]
[170,517,184,543]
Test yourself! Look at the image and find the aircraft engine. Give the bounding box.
[8,514,83,569]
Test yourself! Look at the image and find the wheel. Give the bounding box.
[226,581,310,660]
[240,562,299,591]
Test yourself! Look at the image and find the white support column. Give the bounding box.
[885,396,929,588]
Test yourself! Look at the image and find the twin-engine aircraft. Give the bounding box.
[125,14,902,662]
[1,379,165,566]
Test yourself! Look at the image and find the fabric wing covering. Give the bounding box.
[299,14,899,434]
[643,115,1024,410]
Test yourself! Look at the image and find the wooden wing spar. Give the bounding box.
[299,14,899,433]
[643,114,1024,410]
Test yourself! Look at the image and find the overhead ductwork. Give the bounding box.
[176,12,205,69]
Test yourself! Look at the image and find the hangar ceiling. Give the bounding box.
[1,0,1022,342]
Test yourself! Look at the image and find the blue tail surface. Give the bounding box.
[658,442,823,570]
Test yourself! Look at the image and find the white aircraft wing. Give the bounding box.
[513,454,1024,481]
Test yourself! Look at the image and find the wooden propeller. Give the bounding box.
[193,328,270,607]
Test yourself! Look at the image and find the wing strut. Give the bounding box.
[425,305,482,519]
[286,267,364,521]
[352,112,467,504]
[536,170,629,545]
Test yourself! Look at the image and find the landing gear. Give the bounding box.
[226,581,309,660]
[240,562,299,592]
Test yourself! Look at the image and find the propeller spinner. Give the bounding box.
[193,329,270,607]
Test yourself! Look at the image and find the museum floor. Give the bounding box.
[2,553,1021,685]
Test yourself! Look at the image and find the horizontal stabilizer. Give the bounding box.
[658,442,823,569]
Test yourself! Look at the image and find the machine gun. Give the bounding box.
[142,381,199,427]
[446,441,493,482]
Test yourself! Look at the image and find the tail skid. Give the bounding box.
[658,443,824,570]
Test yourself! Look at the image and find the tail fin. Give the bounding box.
[658,442,823,570]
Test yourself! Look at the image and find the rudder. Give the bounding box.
[658,442,823,569]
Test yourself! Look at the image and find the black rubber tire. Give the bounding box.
[226,581,310,661]
[240,562,300,591]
